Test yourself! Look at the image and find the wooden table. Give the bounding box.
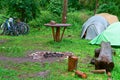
[44,23,71,42]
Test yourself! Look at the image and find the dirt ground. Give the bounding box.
[0,50,72,78]
[0,39,72,78]
[0,40,91,79]
[0,49,72,63]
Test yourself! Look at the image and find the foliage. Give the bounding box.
[0,0,8,9]
[0,14,6,24]
[97,0,120,19]
[39,0,50,9]
[0,0,8,14]
[28,11,61,28]
[1,0,120,23]
[79,0,96,10]
[7,0,40,22]
[0,11,120,80]
[68,0,80,11]
[47,0,62,16]
[97,2,119,15]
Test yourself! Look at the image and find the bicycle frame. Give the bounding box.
[5,19,11,31]
[1,17,29,36]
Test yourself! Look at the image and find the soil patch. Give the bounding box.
[0,56,39,63]
[0,51,72,78]
[28,51,72,63]
[0,39,8,44]
[0,51,72,63]
[18,70,50,79]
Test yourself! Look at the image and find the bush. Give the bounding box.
[7,0,40,22]
[47,0,62,16]
[97,2,119,15]
[67,10,92,31]
[28,11,61,28]
[79,0,96,10]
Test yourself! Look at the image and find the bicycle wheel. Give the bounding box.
[0,23,10,35]
[22,22,29,34]
[11,25,19,36]
[0,23,4,34]
[17,22,29,35]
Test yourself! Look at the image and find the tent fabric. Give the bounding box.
[96,13,119,24]
[81,15,109,40]
[90,22,120,46]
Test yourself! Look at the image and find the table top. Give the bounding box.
[44,23,71,27]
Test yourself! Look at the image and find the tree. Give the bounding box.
[7,0,40,22]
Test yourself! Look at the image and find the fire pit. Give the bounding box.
[28,51,72,63]
[43,52,64,58]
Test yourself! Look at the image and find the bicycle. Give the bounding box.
[16,19,29,35]
[0,17,29,36]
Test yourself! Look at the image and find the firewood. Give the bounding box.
[91,69,106,74]
[107,72,111,77]
[107,77,112,80]
[68,55,78,71]
[75,70,87,79]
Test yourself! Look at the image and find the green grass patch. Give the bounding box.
[0,11,120,80]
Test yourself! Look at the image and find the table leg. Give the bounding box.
[61,27,66,41]
[56,27,60,42]
[51,27,56,41]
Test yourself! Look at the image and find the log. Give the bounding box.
[90,46,115,65]
[95,48,101,58]
[95,41,114,72]
[91,69,106,74]
[90,48,100,64]
[75,70,87,79]
[107,78,112,80]
[95,48,116,57]
[107,72,111,77]
[68,55,78,71]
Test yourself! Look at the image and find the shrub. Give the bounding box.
[97,2,119,15]
[7,0,40,22]
[28,11,61,28]
[47,0,62,16]
[79,0,96,10]
[67,10,92,30]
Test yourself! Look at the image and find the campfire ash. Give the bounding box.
[43,52,64,58]
[28,51,72,61]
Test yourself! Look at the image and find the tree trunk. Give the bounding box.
[95,41,114,72]
[62,0,68,23]
[94,0,99,15]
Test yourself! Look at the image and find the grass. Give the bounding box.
[0,11,120,80]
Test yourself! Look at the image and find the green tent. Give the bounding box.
[90,22,120,46]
